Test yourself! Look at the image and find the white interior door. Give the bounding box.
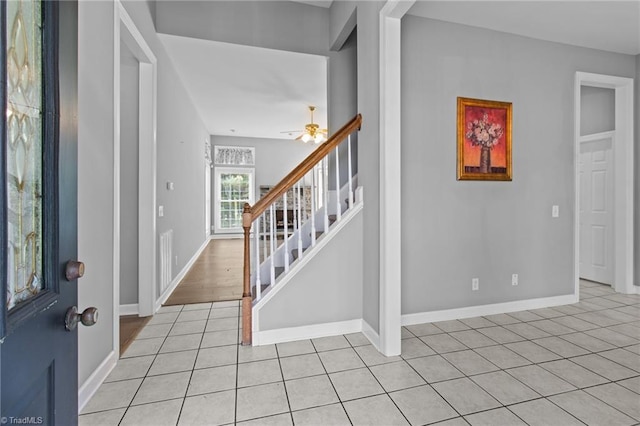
[579,133,614,285]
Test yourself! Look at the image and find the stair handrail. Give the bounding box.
[241,113,362,346]
[248,114,362,220]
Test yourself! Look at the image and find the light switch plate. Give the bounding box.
[552,205,559,218]
[158,205,164,217]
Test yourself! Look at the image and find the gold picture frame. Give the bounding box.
[457,97,512,181]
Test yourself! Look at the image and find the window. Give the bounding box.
[214,167,254,233]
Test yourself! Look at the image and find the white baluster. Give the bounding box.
[270,204,276,286]
[311,167,317,246]
[335,147,341,221]
[254,219,261,300]
[293,184,298,234]
[261,213,267,264]
[297,182,303,260]
[323,157,329,233]
[348,134,353,209]
[283,191,289,272]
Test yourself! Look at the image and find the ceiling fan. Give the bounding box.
[282,106,328,144]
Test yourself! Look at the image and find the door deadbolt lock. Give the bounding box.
[65,260,85,281]
[65,306,98,331]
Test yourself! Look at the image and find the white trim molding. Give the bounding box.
[361,319,381,351]
[78,350,118,413]
[402,294,578,326]
[574,72,635,295]
[113,0,158,355]
[119,304,139,316]
[252,319,363,346]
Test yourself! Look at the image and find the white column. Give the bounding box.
[379,0,414,356]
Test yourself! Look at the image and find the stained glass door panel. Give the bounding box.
[6,0,44,310]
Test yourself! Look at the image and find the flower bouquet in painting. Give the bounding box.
[457,97,512,181]
[465,112,504,173]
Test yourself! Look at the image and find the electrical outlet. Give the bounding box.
[552,205,559,218]
[472,278,479,291]
[512,273,518,286]
[158,205,164,217]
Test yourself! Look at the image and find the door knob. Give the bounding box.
[65,306,98,331]
[66,260,85,281]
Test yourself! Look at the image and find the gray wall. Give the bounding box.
[209,135,315,233]
[119,44,139,305]
[155,1,330,56]
[159,1,377,330]
[328,29,358,190]
[400,16,636,314]
[259,209,363,330]
[354,2,383,333]
[636,54,640,287]
[78,0,209,386]
[328,0,383,334]
[78,0,116,386]
[580,86,615,136]
[120,1,210,296]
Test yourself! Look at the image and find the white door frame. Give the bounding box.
[113,0,158,353]
[574,72,634,295]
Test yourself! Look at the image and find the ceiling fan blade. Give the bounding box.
[295,134,304,141]
[280,130,302,134]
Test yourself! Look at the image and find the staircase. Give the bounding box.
[240,114,362,345]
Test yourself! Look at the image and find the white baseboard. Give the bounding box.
[362,319,380,350]
[402,294,578,326]
[252,319,362,346]
[119,304,139,316]
[156,237,211,310]
[78,350,118,414]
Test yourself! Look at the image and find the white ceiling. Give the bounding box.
[158,34,328,140]
[408,1,640,55]
[160,1,639,141]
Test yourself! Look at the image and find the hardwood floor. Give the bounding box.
[119,315,151,356]
[164,238,243,306]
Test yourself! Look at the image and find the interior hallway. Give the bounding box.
[82,281,640,425]
[164,239,244,306]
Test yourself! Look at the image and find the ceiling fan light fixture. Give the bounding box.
[314,133,326,144]
[301,133,313,143]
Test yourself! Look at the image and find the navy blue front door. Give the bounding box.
[1,1,79,424]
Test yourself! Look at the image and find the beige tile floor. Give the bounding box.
[80,281,640,425]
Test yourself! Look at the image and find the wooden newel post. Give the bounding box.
[241,203,253,346]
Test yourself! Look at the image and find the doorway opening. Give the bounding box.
[574,72,635,295]
[114,1,157,354]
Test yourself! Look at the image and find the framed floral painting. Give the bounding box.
[457,97,512,181]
